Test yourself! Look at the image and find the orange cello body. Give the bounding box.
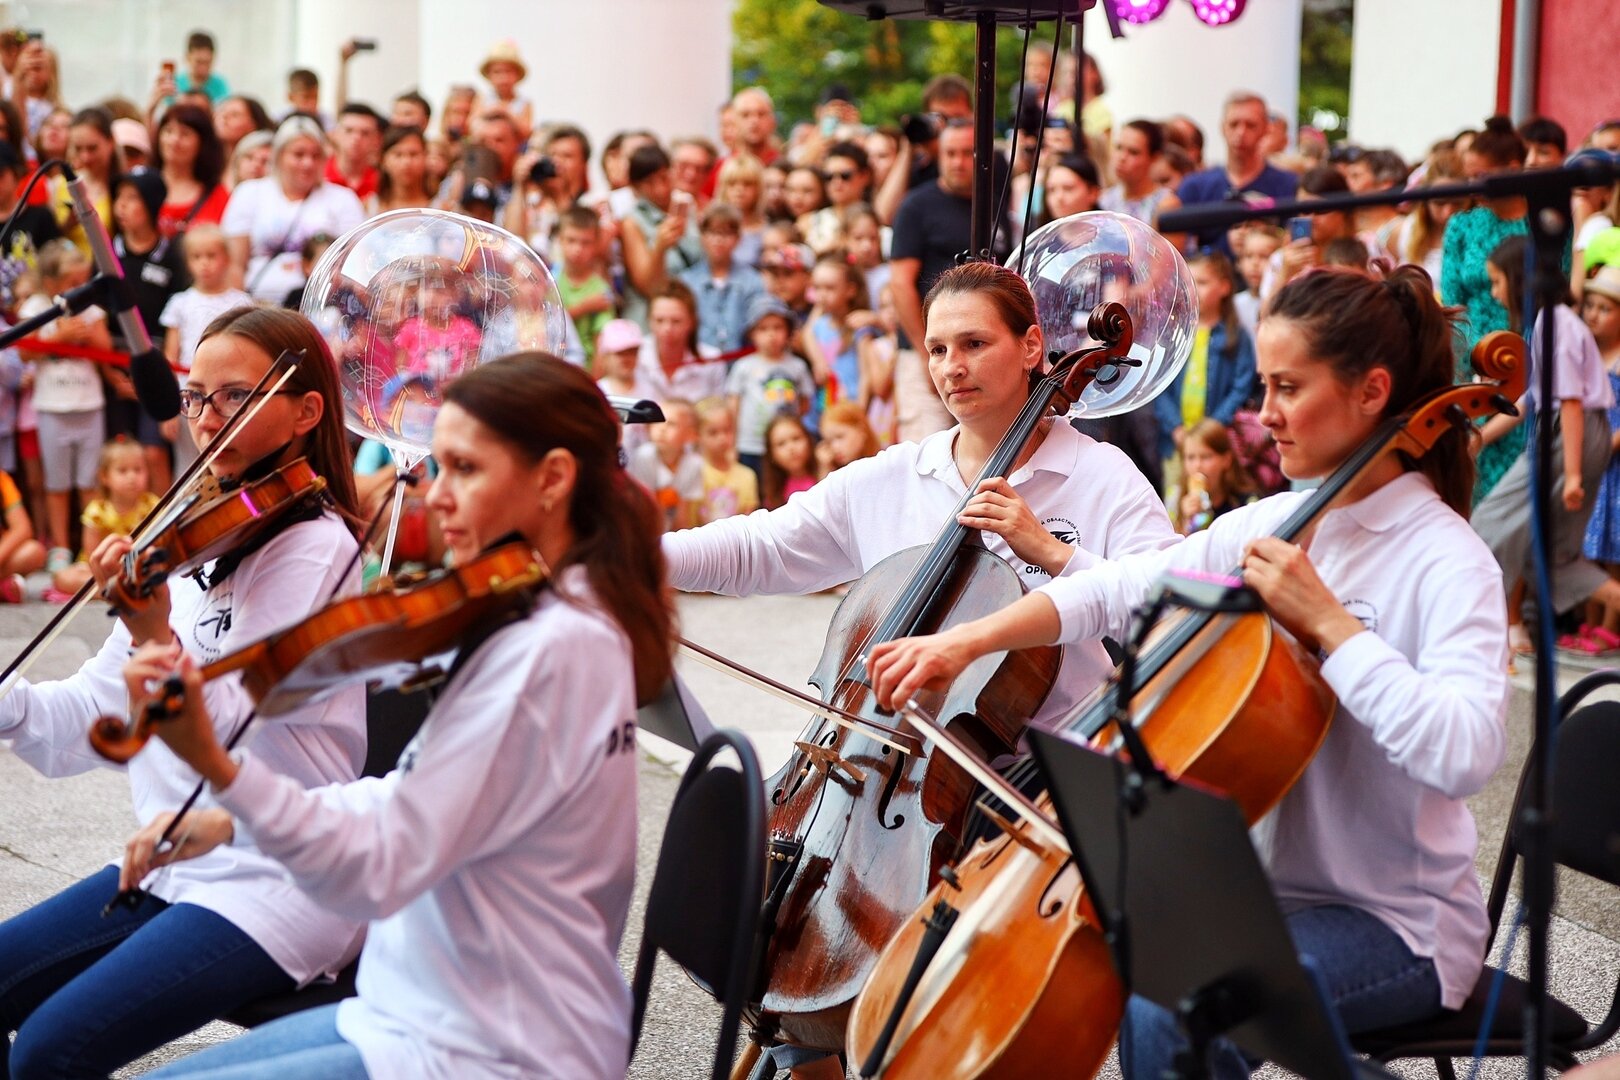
[848,611,1336,1079]
[752,543,1061,1051]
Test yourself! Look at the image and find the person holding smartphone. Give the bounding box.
[1257,165,1354,302]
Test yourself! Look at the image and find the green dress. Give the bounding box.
[1441,206,1528,505]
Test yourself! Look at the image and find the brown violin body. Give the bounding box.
[754,542,1060,1050]
[103,459,326,613]
[90,543,545,763]
[847,611,1335,1078]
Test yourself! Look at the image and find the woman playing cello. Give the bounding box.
[0,306,368,1078]
[128,355,674,1080]
[870,265,1510,1077]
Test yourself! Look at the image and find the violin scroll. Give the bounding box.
[1470,330,1528,402]
[88,675,186,764]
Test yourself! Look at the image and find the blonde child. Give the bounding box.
[801,253,873,407]
[20,239,111,568]
[693,396,759,524]
[628,398,703,532]
[1233,225,1282,338]
[557,206,615,371]
[50,437,158,595]
[160,224,253,477]
[1173,418,1256,534]
[478,42,533,139]
[816,400,880,475]
[761,413,819,510]
[856,281,900,446]
[1153,249,1257,474]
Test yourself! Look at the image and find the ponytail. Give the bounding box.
[1265,265,1473,516]
[444,353,676,705]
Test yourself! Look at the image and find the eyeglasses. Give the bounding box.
[178,386,295,419]
[826,170,857,182]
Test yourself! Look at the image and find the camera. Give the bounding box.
[527,156,557,185]
[901,112,939,145]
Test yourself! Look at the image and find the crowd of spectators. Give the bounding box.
[0,26,1615,642]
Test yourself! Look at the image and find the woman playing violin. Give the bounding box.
[129,355,674,1080]
[665,260,1177,733]
[870,265,1511,1078]
[0,306,367,1079]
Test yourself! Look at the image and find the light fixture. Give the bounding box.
[1189,0,1246,25]
[1111,0,1172,24]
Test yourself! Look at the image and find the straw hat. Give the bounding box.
[1585,263,1620,305]
[479,41,528,81]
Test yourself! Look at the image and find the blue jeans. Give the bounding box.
[1120,903,1443,1080]
[149,1004,368,1078]
[0,865,295,1080]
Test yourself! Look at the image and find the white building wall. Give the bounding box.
[1084,1,1303,164]
[1347,0,1501,161]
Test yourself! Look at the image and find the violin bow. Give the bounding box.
[679,638,922,755]
[0,356,303,703]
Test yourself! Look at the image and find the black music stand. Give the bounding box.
[637,672,717,754]
[1028,729,1393,1080]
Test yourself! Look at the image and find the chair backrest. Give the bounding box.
[363,687,432,778]
[1549,700,1620,886]
[630,729,766,1078]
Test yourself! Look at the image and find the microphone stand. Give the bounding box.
[1161,157,1620,1080]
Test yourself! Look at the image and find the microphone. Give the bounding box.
[61,166,181,421]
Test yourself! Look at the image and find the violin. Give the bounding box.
[845,331,1528,1079]
[90,541,546,764]
[746,304,1138,1052]
[102,459,327,614]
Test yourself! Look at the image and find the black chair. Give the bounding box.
[1352,682,1620,1077]
[223,687,432,1028]
[629,728,767,1080]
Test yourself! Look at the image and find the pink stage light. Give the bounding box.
[1189,0,1246,25]
[1112,0,1172,24]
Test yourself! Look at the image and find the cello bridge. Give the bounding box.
[794,739,866,785]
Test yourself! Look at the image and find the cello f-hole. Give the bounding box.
[875,752,908,829]
[1038,858,1076,918]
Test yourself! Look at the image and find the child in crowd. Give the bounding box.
[162,226,254,374]
[803,252,874,408]
[846,207,890,314]
[1580,266,1620,640]
[556,206,615,371]
[20,240,110,567]
[595,318,652,458]
[112,168,189,491]
[1173,418,1256,534]
[715,154,767,268]
[283,233,335,311]
[51,437,158,595]
[815,400,880,475]
[761,413,819,510]
[760,242,814,327]
[1233,225,1281,338]
[726,295,815,477]
[693,396,759,524]
[1475,237,1616,657]
[1153,250,1257,474]
[678,203,765,354]
[479,42,534,139]
[0,458,46,602]
[628,397,702,532]
[284,68,324,126]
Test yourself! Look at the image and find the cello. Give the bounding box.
[744,303,1140,1052]
[845,330,1528,1078]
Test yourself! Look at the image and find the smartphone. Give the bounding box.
[820,114,838,137]
[1287,216,1313,242]
[351,38,377,52]
[24,30,42,43]
[670,190,695,215]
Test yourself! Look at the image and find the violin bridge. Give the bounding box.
[794,739,866,785]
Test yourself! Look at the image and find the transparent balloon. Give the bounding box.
[302,209,567,466]
[1007,211,1197,418]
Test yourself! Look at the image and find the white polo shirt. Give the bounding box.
[1036,471,1509,1008]
[664,419,1178,730]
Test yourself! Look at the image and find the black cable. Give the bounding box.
[1017,11,1065,278]
[988,6,1035,261]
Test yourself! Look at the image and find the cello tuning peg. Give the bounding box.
[1490,392,1520,418]
[1443,403,1473,433]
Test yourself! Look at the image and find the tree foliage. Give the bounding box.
[732,0,1049,129]
[1298,0,1353,138]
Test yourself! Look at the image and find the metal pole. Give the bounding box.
[1510,0,1541,122]
[970,10,997,260]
